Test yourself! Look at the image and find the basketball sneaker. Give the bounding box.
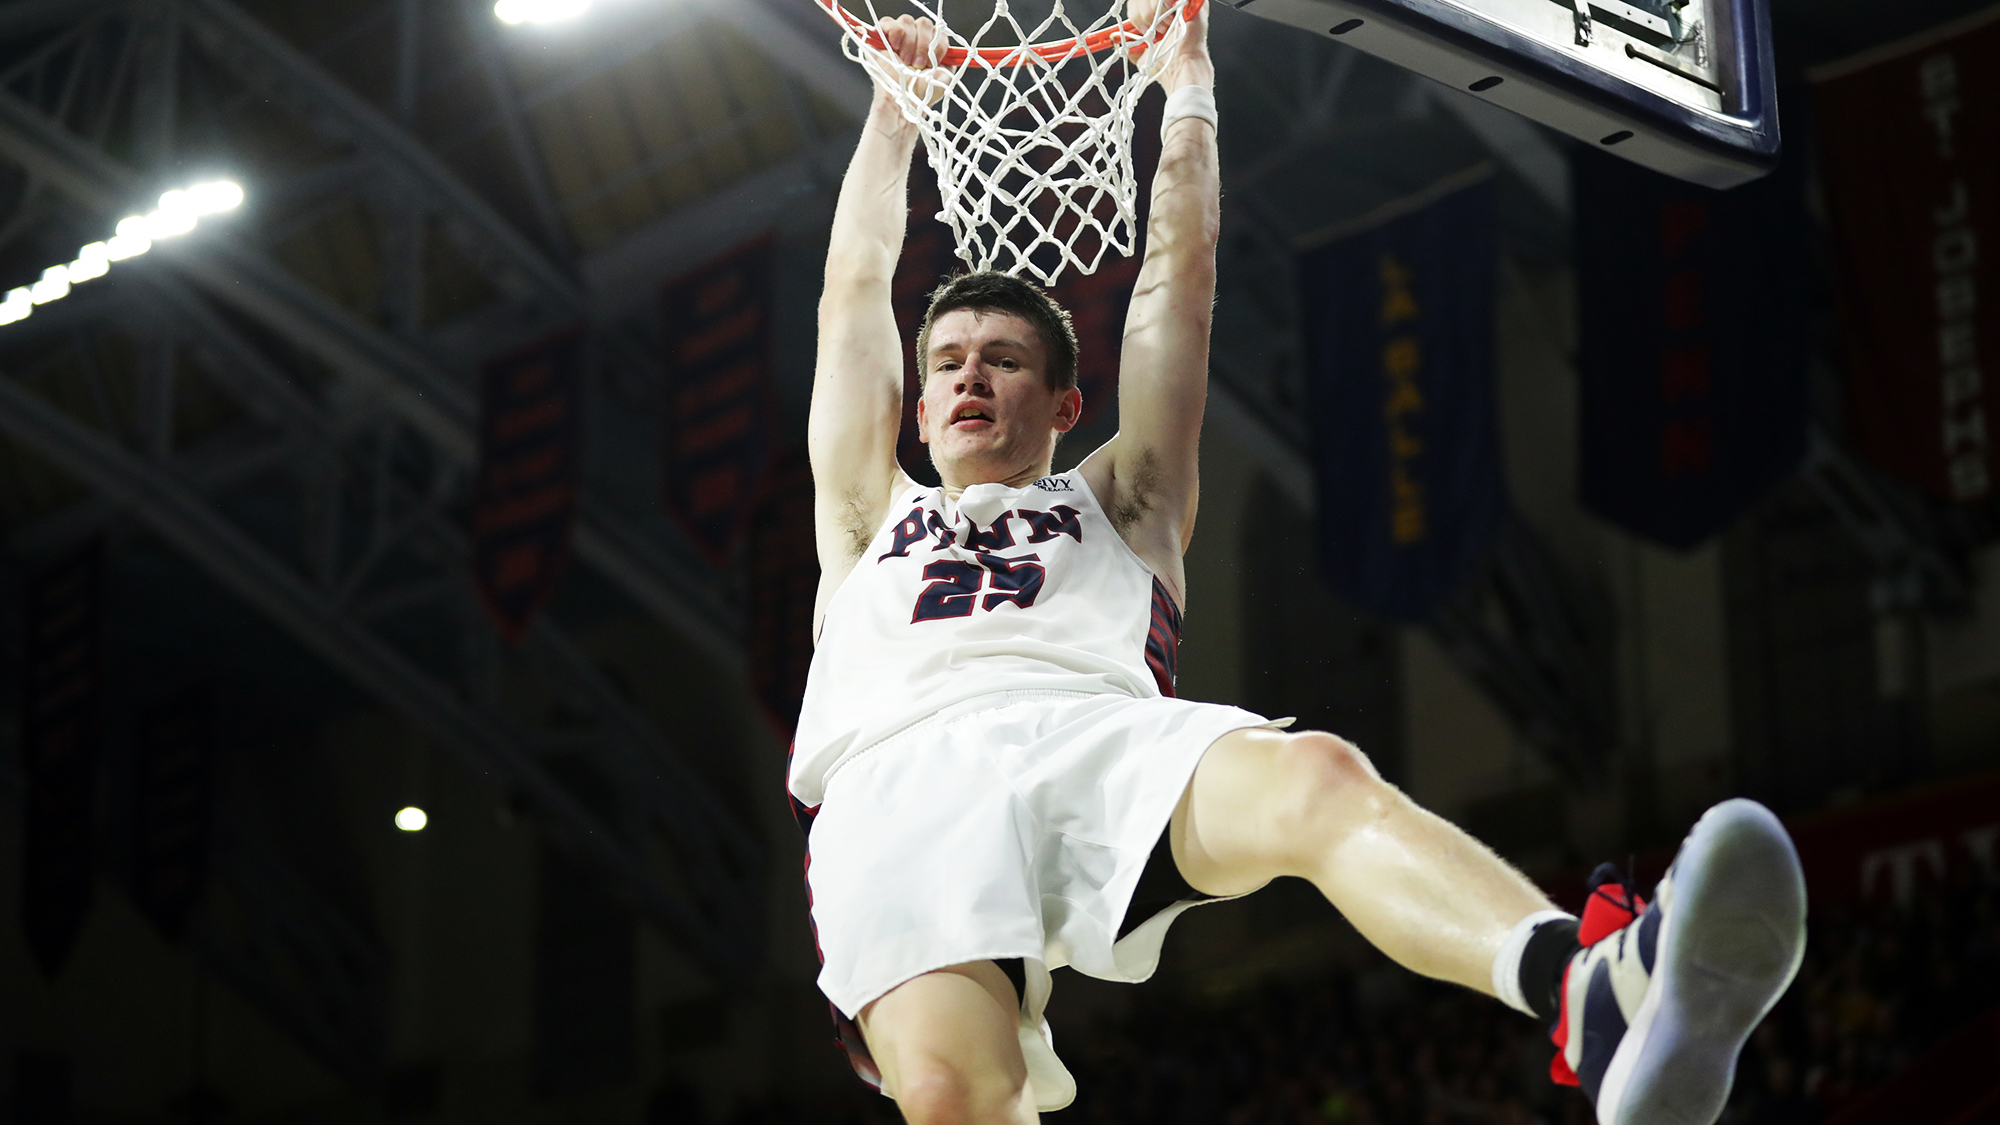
[1549,798,1806,1125]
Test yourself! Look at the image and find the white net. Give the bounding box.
[818,1,1197,286]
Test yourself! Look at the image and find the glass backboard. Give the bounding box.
[1232,0,1779,187]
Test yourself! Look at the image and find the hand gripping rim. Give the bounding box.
[812,0,1207,70]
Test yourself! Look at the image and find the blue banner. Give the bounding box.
[662,239,776,563]
[1300,174,1506,623]
[473,328,587,643]
[1574,148,1808,549]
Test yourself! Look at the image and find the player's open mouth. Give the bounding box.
[950,406,993,430]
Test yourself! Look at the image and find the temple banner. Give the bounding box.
[473,328,587,642]
[661,239,776,564]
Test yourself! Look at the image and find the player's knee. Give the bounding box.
[892,1056,1026,1125]
[1267,731,1391,839]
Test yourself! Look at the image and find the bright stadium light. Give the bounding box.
[395,806,429,832]
[0,179,243,331]
[144,208,197,238]
[495,0,593,25]
[69,243,110,283]
[185,180,245,215]
[29,266,69,305]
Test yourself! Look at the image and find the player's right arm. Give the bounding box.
[809,18,938,621]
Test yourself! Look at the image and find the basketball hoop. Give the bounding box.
[815,1,1205,285]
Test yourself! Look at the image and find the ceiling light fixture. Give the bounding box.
[495,0,594,25]
[0,179,243,328]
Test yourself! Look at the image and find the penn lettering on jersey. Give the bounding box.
[1020,505,1083,544]
[878,505,1084,564]
[877,508,928,562]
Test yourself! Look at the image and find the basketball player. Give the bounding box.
[791,4,1806,1122]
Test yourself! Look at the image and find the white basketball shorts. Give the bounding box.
[804,688,1284,1110]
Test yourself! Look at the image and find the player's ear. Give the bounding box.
[915,396,931,444]
[1052,386,1082,433]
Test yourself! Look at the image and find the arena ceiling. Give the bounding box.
[1,0,1992,522]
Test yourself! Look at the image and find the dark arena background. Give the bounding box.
[1,0,1997,1122]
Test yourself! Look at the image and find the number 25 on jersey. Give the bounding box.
[912,554,1046,623]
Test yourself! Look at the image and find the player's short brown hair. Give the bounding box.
[916,271,1079,392]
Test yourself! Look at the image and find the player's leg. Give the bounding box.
[856,961,1039,1125]
[1170,727,1805,1125]
[1167,726,1549,993]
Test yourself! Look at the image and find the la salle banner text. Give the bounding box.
[1298,174,1506,623]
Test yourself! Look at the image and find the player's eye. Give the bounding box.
[998,357,1019,371]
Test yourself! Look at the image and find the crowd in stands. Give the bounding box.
[1726,876,2000,1124]
[702,871,2000,1124]
[1057,874,2000,1124]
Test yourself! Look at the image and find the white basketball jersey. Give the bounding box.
[788,467,1181,808]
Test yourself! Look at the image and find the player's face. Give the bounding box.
[917,308,1081,487]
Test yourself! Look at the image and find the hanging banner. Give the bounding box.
[745,451,819,737]
[20,541,103,978]
[1048,254,1140,432]
[661,239,776,565]
[132,687,213,940]
[894,168,963,487]
[1573,148,1810,549]
[1812,9,2000,502]
[1299,172,1506,623]
[1045,88,1160,431]
[472,328,586,643]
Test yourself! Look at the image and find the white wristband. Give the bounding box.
[1161,84,1217,141]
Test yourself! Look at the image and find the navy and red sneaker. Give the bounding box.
[1549,799,1806,1125]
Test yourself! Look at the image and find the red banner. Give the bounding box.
[20,541,103,978]
[745,451,819,736]
[472,328,586,643]
[132,686,212,940]
[1048,253,1140,433]
[661,239,776,565]
[1550,772,2000,915]
[1813,9,2000,501]
[893,168,962,486]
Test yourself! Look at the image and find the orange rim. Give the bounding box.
[814,0,1205,69]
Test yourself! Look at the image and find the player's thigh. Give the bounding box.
[1169,725,1390,897]
[857,961,1036,1121]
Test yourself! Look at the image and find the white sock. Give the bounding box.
[1491,909,1578,1018]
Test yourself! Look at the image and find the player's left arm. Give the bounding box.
[1085,1,1219,596]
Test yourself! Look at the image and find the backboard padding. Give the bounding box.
[1233,0,1779,187]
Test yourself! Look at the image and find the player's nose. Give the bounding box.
[954,362,993,394]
